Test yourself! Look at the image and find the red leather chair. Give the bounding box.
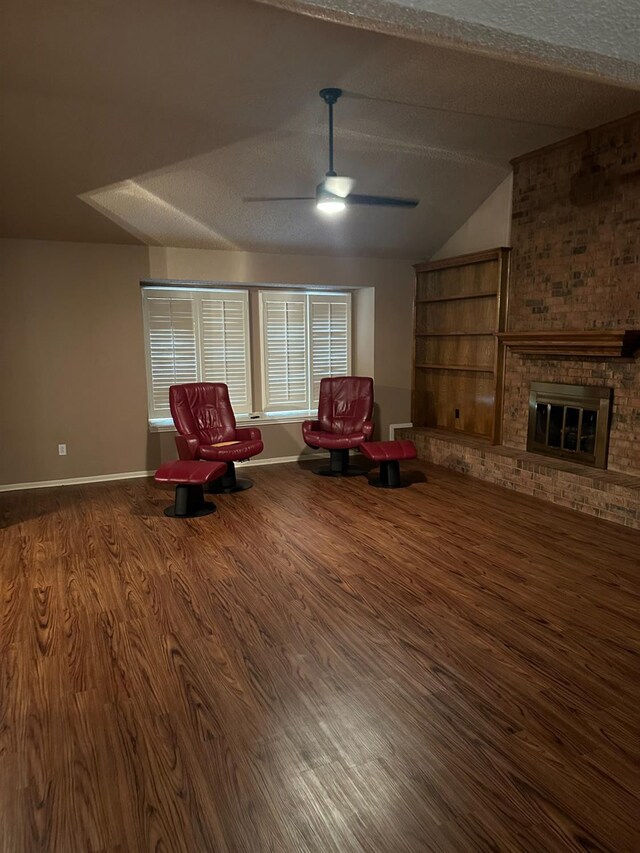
[302,376,374,475]
[169,383,263,492]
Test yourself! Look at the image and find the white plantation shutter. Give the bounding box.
[310,295,351,404]
[143,286,351,421]
[261,292,308,412]
[142,287,251,419]
[260,290,351,414]
[199,292,251,414]
[143,292,198,418]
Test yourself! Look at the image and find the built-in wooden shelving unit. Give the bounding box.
[412,247,510,443]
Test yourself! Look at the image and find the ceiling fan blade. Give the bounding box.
[323,175,355,198]
[347,194,419,208]
[243,196,315,202]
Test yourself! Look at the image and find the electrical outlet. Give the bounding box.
[58,443,67,456]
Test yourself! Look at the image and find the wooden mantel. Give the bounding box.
[496,330,640,358]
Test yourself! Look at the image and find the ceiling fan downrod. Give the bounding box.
[319,87,342,177]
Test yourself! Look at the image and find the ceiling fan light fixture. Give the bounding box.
[316,197,346,214]
[316,184,346,214]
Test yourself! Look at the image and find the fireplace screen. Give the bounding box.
[527,382,612,469]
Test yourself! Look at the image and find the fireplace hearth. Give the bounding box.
[527,382,612,469]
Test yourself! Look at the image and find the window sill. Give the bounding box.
[149,414,314,433]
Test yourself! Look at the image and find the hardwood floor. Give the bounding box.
[1,460,639,852]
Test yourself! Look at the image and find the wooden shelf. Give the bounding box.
[416,291,497,304]
[412,247,511,445]
[416,364,494,373]
[415,331,495,337]
[414,247,510,273]
[497,330,640,357]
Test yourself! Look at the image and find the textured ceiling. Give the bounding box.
[407,0,640,62]
[258,0,640,85]
[1,0,639,258]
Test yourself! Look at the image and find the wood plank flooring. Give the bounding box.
[1,460,639,852]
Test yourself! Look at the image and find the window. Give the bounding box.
[260,291,351,414]
[141,284,352,424]
[142,287,251,419]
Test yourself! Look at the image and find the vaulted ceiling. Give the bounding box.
[1,0,639,258]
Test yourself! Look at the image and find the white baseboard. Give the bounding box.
[389,422,413,440]
[0,453,327,493]
[239,452,325,467]
[0,469,155,493]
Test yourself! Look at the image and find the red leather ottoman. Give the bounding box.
[359,439,417,488]
[154,460,227,517]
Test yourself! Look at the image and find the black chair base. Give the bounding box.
[313,448,361,477]
[208,461,254,494]
[164,484,217,517]
[316,467,363,478]
[369,477,411,489]
[368,459,409,489]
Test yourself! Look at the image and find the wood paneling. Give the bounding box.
[416,331,495,369]
[417,295,497,334]
[416,259,498,300]
[1,464,639,851]
[414,369,496,437]
[412,248,509,441]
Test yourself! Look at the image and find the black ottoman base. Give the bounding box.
[165,483,217,517]
[368,459,409,489]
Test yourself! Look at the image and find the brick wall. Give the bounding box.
[504,112,640,474]
[399,428,640,529]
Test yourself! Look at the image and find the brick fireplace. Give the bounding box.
[400,111,640,528]
[504,112,640,478]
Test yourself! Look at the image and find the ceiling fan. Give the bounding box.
[244,88,419,213]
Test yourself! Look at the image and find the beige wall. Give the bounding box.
[0,239,414,485]
[0,240,152,485]
[431,175,513,260]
